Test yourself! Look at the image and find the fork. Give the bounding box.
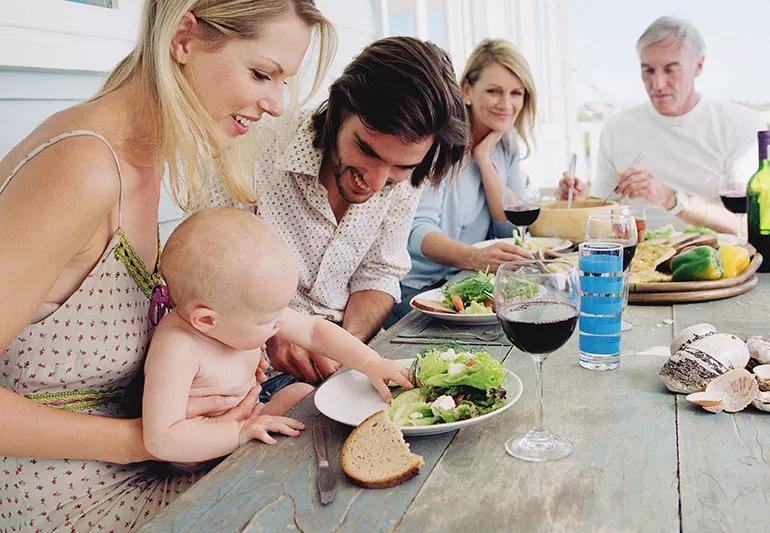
[396,326,502,342]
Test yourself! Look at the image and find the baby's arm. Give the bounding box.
[142,329,242,462]
[276,308,412,400]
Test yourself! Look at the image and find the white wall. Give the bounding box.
[0,0,575,237]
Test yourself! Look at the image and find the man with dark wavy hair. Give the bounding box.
[211,36,468,385]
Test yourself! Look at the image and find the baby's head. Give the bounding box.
[161,206,299,350]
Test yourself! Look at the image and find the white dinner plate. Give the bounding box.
[409,288,499,325]
[472,236,573,252]
[314,358,523,436]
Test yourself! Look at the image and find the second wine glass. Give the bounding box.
[504,189,541,248]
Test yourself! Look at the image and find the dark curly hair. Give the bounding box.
[311,36,469,187]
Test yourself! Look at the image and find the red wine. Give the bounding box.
[504,205,541,226]
[623,244,636,271]
[634,218,646,243]
[720,192,747,214]
[498,301,578,354]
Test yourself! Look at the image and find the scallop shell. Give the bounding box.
[659,333,750,394]
[751,365,770,412]
[669,323,717,355]
[685,368,758,413]
[751,390,770,412]
[746,336,770,366]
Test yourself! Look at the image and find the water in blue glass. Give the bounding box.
[578,253,623,370]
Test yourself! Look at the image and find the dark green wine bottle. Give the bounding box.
[747,130,770,272]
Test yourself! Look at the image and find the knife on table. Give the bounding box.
[313,423,336,505]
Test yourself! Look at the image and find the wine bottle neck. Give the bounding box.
[758,132,770,163]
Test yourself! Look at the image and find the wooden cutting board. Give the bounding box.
[629,275,759,304]
[630,252,763,293]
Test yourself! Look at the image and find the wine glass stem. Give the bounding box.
[518,226,526,247]
[532,354,545,432]
[740,213,747,243]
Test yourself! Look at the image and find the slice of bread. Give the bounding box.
[412,297,456,314]
[341,411,424,489]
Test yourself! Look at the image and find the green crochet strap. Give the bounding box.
[113,229,162,300]
[26,388,127,412]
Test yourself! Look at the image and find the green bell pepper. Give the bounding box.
[670,246,723,282]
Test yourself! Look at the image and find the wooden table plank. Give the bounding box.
[142,316,509,532]
[396,304,681,532]
[674,275,770,533]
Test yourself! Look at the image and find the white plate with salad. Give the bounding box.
[314,349,523,436]
[410,271,500,324]
[472,236,572,252]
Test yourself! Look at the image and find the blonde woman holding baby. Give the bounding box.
[0,0,334,529]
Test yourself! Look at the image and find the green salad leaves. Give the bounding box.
[387,346,508,426]
[441,272,495,314]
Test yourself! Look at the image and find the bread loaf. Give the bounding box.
[341,411,424,489]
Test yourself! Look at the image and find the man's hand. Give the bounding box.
[556,172,588,201]
[266,335,341,384]
[469,242,532,273]
[615,165,675,208]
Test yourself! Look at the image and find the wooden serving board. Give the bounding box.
[630,252,763,293]
[629,275,759,304]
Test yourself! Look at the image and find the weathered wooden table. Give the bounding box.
[144,275,770,532]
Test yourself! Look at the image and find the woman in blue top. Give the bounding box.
[387,39,538,326]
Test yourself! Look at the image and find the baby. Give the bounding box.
[142,207,412,465]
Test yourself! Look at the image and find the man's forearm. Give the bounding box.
[342,290,395,343]
[678,197,740,234]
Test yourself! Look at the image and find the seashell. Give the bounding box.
[746,336,770,366]
[670,323,717,355]
[750,365,770,412]
[685,368,758,413]
[659,333,750,394]
[753,364,770,391]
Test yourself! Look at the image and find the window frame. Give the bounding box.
[0,0,141,72]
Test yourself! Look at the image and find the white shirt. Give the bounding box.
[591,99,766,203]
[209,112,422,322]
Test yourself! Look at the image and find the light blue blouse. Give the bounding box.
[402,136,525,290]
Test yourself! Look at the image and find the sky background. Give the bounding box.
[569,0,770,107]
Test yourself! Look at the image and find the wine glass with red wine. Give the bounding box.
[494,260,580,462]
[719,175,747,244]
[504,189,541,248]
[585,214,637,331]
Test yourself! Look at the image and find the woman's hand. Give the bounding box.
[469,242,532,273]
[186,385,261,421]
[361,357,413,402]
[472,130,505,166]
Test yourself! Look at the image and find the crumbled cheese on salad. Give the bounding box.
[431,395,456,416]
[440,348,459,361]
[447,363,465,375]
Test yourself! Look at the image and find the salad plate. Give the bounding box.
[472,236,572,252]
[314,357,523,436]
[410,288,499,324]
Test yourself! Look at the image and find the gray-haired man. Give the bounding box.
[559,16,765,234]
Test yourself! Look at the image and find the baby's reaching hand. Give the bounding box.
[361,357,414,402]
[238,414,305,446]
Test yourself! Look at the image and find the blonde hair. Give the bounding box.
[460,38,537,157]
[94,0,336,211]
[161,207,297,312]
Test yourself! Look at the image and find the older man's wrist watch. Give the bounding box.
[666,190,690,216]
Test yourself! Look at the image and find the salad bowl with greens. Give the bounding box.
[314,345,523,436]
